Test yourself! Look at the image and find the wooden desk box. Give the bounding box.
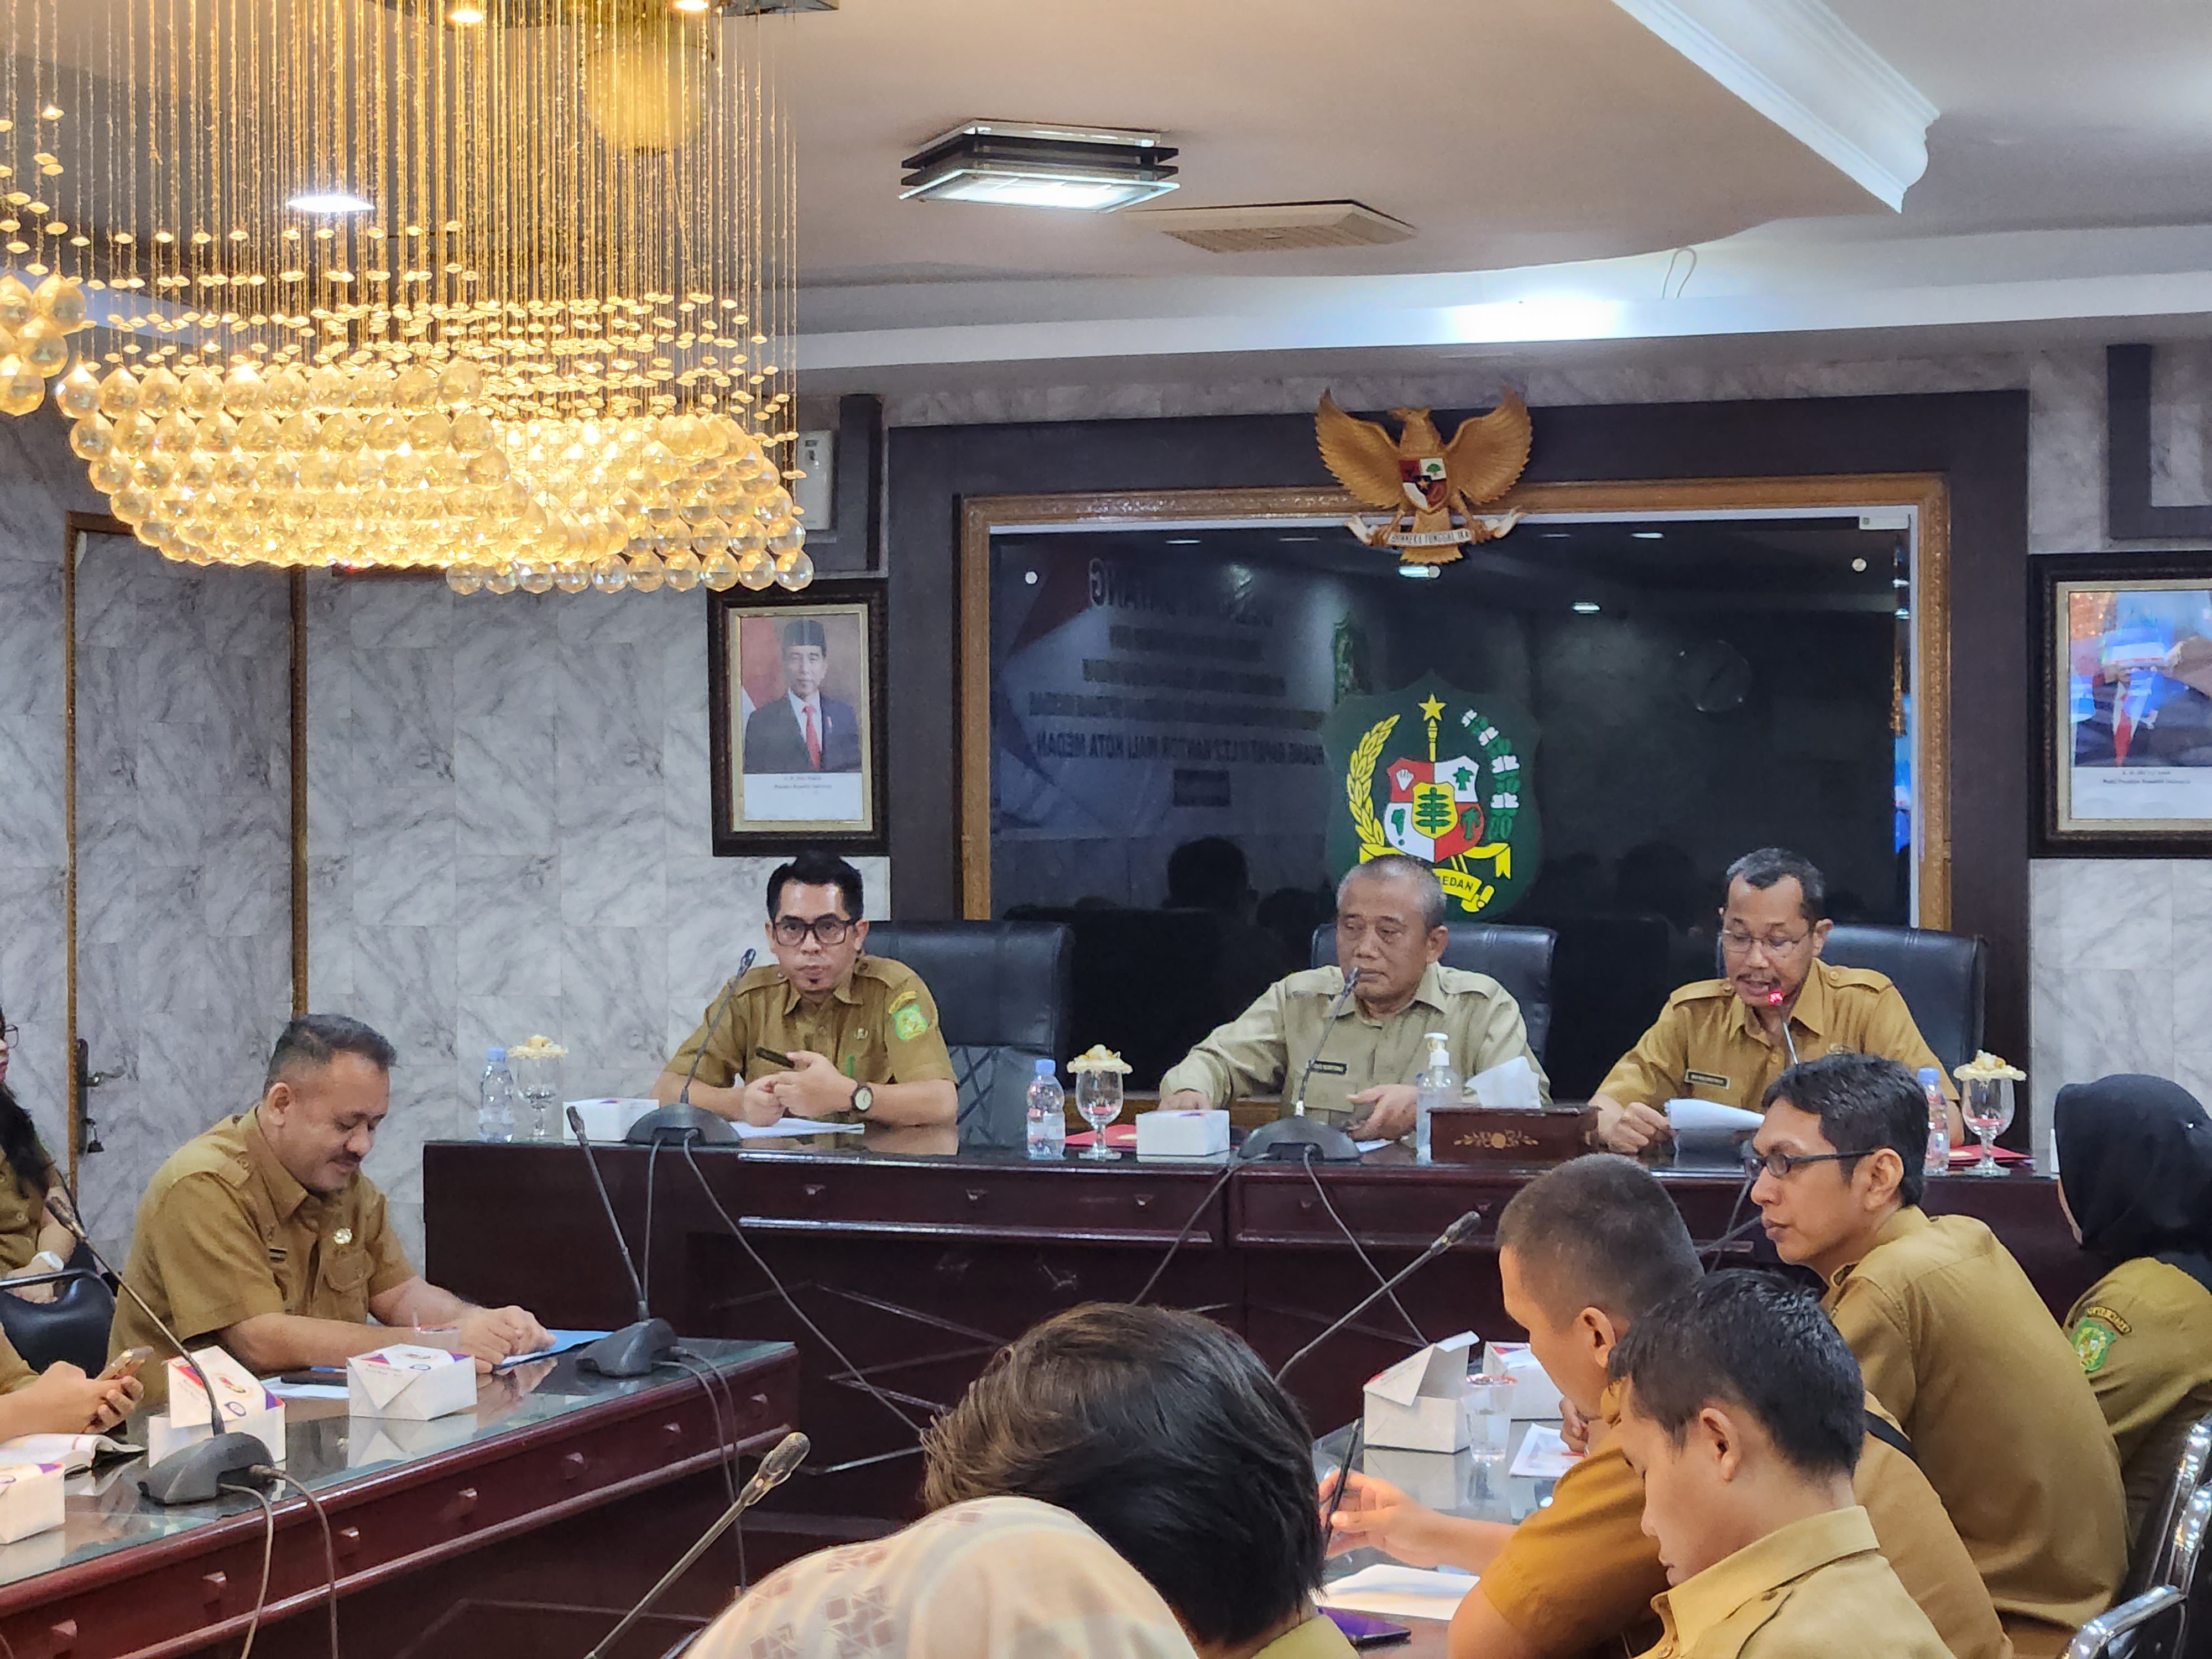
[1428,1105,1593,1165]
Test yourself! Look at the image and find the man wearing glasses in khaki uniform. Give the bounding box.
[1589,848,1961,1155]
[649,850,957,1128]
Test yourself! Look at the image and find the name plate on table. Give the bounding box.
[1428,1105,1592,1165]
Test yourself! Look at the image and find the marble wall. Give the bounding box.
[300,575,888,1263]
[71,541,293,1258]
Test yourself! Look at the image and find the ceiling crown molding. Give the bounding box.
[1610,0,1937,211]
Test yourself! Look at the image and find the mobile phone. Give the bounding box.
[753,1046,793,1068]
[1322,1609,1411,1649]
[99,1346,153,1380]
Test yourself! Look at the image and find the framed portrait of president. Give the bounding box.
[707,580,889,855]
[2035,550,2212,854]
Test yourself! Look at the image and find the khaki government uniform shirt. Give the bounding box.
[1250,1615,1357,1659]
[111,1112,415,1405]
[1632,1506,1949,1659]
[2066,1257,2212,1543]
[666,956,957,1125]
[1598,959,1957,1111]
[0,1139,53,1274]
[1481,1395,2008,1659]
[0,1334,32,1395]
[1824,1208,2127,1658]
[1155,963,1548,1130]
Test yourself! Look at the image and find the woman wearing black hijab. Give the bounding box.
[0,1010,75,1281]
[2054,1074,2212,1541]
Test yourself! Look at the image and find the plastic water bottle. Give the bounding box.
[478,1047,518,1143]
[1025,1060,1066,1159]
[1415,1031,1459,1165]
[1919,1066,1949,1176]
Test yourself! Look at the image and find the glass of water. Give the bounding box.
[1466,1373,1516,1462]
[513,1055,560,1142]
[1077,1071,1124,1159]
[1961,1076,2014,1176]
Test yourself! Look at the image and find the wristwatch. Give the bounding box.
[849,1082,874,1117]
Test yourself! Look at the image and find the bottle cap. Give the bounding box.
[487,1046,507,1063]
[1916,1067,1940,1084]
[1034,1058,1055,1075]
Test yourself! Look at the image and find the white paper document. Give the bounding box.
[734,1117,867,1139]
[1509,1423,1583,1479]
[0,1434,128,1475]
[1665,1098,1763,1134]
[1319,1563,1478,1620]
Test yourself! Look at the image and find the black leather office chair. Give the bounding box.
[862,921,1073,1146]
[1310,921,1558,1063]
[0,1269,115,1374]
[1818,925,1987,1076]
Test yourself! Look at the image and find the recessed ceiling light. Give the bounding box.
[900,122,1178,212]
[1572,600,1601,614]
[287,190,373,215]
[1397,566,1441,580]
[672,0,711,9]
[1540,530,1571,539]
[1278,535,1319,543]
[447,2,486,21]
[1164,537,1201,545]
[1895,607,1911,619]
[1023,570,1039,586]
[1631,530,1663,540]
[1850,557,1868,572]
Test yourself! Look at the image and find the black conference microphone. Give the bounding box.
[566,1105,679,1378]
[51,1206,270,1505]
[625,950,754,1146]
[1242,968,1363,1164]
[583,1430,810,1659]
[1273,1207,1483,1385]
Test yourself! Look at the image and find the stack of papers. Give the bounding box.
[733,1118,865,1140]
[1319,1564,1478,1620]
[1665,1099,1764,1134]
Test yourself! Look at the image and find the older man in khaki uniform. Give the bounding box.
[1160,854,1544,1141]
[652,850,957,1128]
[112,1015,549,1405]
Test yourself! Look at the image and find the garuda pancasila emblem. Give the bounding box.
[1315,390,1532,565]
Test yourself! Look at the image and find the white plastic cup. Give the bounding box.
[1466,1374,1516,1459]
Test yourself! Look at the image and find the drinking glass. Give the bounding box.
[1466,1374,1516,1462]
[513,1056,560,1142]
[1961,1077,2014,1176]
[1077,1071,1124,1159]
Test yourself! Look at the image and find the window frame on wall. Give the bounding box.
[956,476,1952,927]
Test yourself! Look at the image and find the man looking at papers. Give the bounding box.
[1324,1155,2004,1659]
[112,1016,550,1403]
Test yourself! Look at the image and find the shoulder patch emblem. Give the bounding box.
[2079,1304,2132,1336]
[2072,1317,2118,1375]
[889,988,919,1010]
[891,1003,931,1042]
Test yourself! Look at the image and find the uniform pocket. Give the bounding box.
[318,1247,375,1319]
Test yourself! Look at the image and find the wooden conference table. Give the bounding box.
[0,1338,795,1659]
[423,1119,2088,1527]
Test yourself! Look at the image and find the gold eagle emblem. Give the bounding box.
[1315,390,1532,565]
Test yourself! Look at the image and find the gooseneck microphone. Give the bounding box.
[1241,968,1364,1164]
[566,1106,678,1378]
[1273,1207,1483,1385]
[583,1430,810,1659]
[1291,967,1360,1118]
[626,950,754,1147]
[51,1205,271,1505]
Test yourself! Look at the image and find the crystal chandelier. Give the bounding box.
[1,0,814,594]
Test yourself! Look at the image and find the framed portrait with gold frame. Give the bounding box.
[707,580,888,855]
[2035,550,2212,854]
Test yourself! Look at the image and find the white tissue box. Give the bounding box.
[149,1348,285,1466]
[347,1344,476,1421]
[1364,1332,1478,1453]
[1482,1342,1566,1420]
[0,1462,65,1543]
[560,1098,659,1141]
[1134,1109,1230,1159]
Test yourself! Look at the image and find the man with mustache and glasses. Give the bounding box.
[113,1014,549,1404]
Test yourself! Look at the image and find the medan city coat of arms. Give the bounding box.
[1320,672,1542,918]
[1315,391,1533,564]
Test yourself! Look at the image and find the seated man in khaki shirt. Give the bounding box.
[1327,1155,2004,1659]
[1609,1273,1948,1659]
[1160,854,1546,1142]
[1590,848,1959,1155]
[112,1016,550,1404]
[1751,1053,2126,1657]
[652,850,956,1128]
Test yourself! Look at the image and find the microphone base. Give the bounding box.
[140,1432,274,1506]
[579,1317,678,1377]
[1240,1117,1365,1163]
[624,1105,739,1146]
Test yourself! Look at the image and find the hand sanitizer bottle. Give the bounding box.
[1415,1032,1459,1165]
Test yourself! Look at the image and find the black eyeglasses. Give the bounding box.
[0,1025,15,1048]
[1743,1145,1876,1180]
[773,915,855,946]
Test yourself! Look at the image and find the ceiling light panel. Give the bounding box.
[900,121,1177,211]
